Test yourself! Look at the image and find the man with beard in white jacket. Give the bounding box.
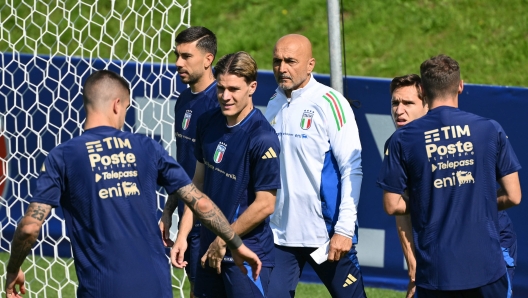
[265,34,366,298]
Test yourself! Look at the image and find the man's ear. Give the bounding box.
[204,52,214,69]
[248,81,257,96]
[112,98,121,115]
[458,80,464,94]
[307,57,315,74]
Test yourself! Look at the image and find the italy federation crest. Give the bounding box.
[300,110,314,130]
[182,110,192,130]
[213,142,227,163]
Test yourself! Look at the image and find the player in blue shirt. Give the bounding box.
[388,73,519,297]
[176,52,281,298]
[378,55,521,297]
[171,26,219,298]
[5,70,262,298]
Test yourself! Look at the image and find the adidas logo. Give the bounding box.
[343,274,357,287]
[262,147,277,159]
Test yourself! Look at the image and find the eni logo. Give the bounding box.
[122,181,140,196]
[98,181,141,199]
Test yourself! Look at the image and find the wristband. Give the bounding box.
[226,234,243,250]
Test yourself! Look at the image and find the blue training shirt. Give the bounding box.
[174,81,219,230]
[31,126,191,298]
[377,106,521,290]
[195,108,281,267]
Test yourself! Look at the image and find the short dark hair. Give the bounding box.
[390,74,423,101]
[175,26,217,58]
[214,51,258,84]
[420,54,460,100]
[83,70,130,106]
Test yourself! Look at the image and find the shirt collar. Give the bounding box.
[275,74,317,101]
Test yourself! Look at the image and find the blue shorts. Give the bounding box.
[416,273,511,298]
[193,262,272,298]
[267,245,366,298]
[502,243,517,281]
[184,233,201,283]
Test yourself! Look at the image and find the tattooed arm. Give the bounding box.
[165,183,262,280]
[171,183,238,249]
[5,202,52,297]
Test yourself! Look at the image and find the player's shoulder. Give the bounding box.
[175,88,193,106]
[46,139,70,160]
[197,107,222,124]
[310,80,346,103]
[265,89,287,119]
[267,89,286,105]
[456,109,505,132]
[246,110,278,139]
[387,128,405,145]
[202,81,218,99]
[309,82,353,117]
[178,87,193,99]
[383,135,393,152]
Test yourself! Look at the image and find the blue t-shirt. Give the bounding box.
[377,106,521,291]
[194,108,281,267]
[31,126,191,298]
[174,82,219,231]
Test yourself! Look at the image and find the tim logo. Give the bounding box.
[456,171,475,185]
[424,125,473,159]
[214,142,227,163]
[182,110,192,130]
[300,110,314,130]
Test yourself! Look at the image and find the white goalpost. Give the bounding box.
[0,1,191,297]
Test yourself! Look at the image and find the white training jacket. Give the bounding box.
[265,75,363,247]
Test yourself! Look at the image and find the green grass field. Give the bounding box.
[0,0,526,87]
[1,0,523,297]
[0,253,403,297]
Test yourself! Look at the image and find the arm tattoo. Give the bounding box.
[29,204,49,221]
[175,184,240,247]
[6,203,51,274]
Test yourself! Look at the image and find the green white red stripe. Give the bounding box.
[322,91,346,130]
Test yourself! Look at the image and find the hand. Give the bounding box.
[5,269,26,298]
[159,214,174,247]
[327,233,352,262]
[170,235,188,268]
[231,244,262,281]
[201,237,227,274]
[406,279,416,298]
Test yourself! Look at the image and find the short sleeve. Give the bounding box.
[494,122,522,179]
[377,132,408,194]
[31,148,66,207]
[250,130,281,191]
[154,139,192,194]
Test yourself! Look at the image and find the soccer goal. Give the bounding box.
[0,1,190,297]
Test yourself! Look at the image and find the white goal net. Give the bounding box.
[0,1,190,297]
